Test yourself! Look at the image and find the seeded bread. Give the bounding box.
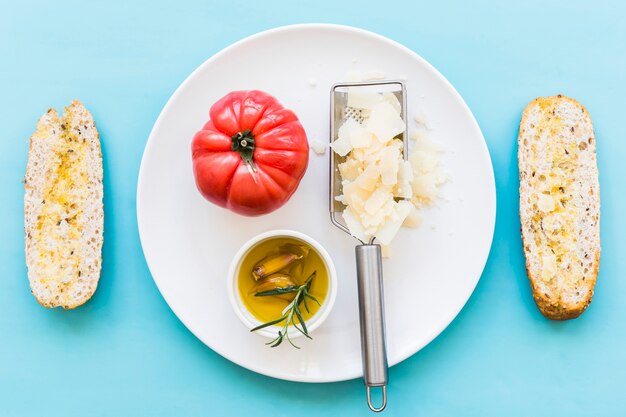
[24,100,103,309]
[518,95,600,320]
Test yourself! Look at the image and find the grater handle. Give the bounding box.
[355,244,388,412]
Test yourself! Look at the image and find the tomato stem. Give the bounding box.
[231,130,258,183]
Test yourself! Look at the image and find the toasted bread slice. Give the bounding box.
[518,95,600,320]
[24,100,103,309]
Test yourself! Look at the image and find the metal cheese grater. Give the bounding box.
[329,80,408,412]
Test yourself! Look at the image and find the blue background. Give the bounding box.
[1,1,625,416]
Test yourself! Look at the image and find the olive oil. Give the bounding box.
[238,237,328,324]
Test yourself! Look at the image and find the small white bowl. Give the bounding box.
[227,229,337,340]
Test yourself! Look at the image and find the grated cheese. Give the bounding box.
[333,89,447,249]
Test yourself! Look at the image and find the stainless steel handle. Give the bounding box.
[355,244,388,412]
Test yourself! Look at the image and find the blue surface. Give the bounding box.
[1,1,625,416]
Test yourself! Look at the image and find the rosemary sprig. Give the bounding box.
[250,271,321,349]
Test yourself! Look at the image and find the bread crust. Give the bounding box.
[518,95,600,320]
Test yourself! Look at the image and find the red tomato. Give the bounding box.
[191,91,309,216]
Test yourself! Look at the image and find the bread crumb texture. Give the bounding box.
[24,100,103,309]
[518,95,600,320]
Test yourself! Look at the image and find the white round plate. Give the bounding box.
[137,24,495,382]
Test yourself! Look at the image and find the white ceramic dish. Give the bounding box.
[137,24,496,382]
[227,229,338,339]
